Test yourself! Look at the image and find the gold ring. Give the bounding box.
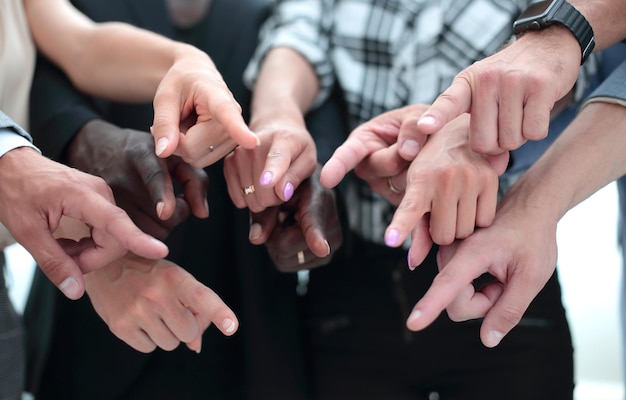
[387,177,403,194]
[297,251,305,265]
[243,185,255,195]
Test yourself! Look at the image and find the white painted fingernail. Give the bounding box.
[223,318,236,334]
[59,277,81,299]
[155,137,169,156]
[486,330,504,348]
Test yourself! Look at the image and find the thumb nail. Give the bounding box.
[59,277,81,300]
[155,137,169,156]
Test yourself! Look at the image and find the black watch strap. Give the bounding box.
[551,1,595,64]
[514,0,595,65]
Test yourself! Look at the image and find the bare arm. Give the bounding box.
[25,0,187,101]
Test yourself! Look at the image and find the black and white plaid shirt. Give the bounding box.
[245,0,594,245]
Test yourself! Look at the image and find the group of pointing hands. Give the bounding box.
[21,0,608,353]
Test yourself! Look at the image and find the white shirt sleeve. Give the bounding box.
[0,128,40,158]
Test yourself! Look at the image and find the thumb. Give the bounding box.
[25,234,86,299]
[151,94,182,158]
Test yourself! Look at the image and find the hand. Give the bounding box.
[223,112,317,213]
[68,120,209,240]
[382,114,507,268]
[404,183,558,348]
[320,104,430,190]
[150,46,260,167]
[408,26,581,155]
[248,166,342,272]
[85,253,238,353]
[0,147,168,299]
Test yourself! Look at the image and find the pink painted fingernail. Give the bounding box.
[260,171,273,186]
[385,228,400,247]
[407,248,415,270]
[283,182,294,202]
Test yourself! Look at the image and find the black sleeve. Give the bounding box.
[28,54,105,163]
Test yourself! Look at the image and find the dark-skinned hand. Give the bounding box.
[248,165,343,272]
[67,119,209,240]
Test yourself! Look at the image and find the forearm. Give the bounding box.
[26,0,204,102]
[250,47,320,125]
[570,0,626,50]
[504,101,626,222]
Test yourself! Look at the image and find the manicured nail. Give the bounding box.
[260,171,273,186]
[401,140,421,158]
[155,137,169,156]
[323,240,331,256]
[283,182,294,202]
[486,330,504,348]
[204,199,209,217]
[59,277,81,299]
[418,115,436,127]
[156,201,165,218]
[407,248,415,270]
[223,318,236,334]
[249,223,262,241]
[385,228,400,247]
[407,309,421,325]
[195,340,202,354]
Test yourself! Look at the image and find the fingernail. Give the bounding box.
[407,309,421,325]
[255,134,261,147]
[195,340,202,354]
[223,318,236,334]
[323,240,331,256]
[150,237,167,248]
[407,248,415,270]
[204,199,209,217]
[156,201,165,218]
[418,115,436,127]
[59,277,81,299]
[260,171,273,186]
[486,330,504,348]
[385,228,400,247]
[283,182,294,202]
[400,140,420,158]
[249,223,262,241]
[155,137,169,156]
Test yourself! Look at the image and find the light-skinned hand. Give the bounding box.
[0,147,169,300]
[85,253,238,353]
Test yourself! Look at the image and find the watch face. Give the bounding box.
[516,0,557,21]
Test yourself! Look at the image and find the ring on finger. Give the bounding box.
[243,185,256,195]
[387,177,403,194]
[297,251,305,265]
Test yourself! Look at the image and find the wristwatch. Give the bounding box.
[513,0,595,64]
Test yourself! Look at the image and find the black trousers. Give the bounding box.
[0,252,24,400]
[302,237,574,400]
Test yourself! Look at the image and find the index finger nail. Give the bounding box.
[222,318,236,334]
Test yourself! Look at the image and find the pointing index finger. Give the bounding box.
[417,76,473,136]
